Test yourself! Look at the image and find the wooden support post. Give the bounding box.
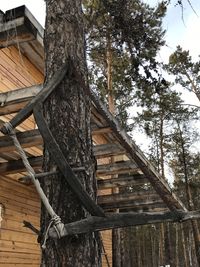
[49,210,200,238]
[33,102,105,217]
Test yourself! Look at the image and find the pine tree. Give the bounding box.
[167,45,200,102]
[84,0,167,130]
[41,1,101,266]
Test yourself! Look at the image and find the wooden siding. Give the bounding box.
[0,44,111,266]
[0,44,42,267]
[0,175,41,266]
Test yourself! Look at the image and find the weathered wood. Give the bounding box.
[19,169,86,184]
[101,199,166,211]
[19,172,147,189]
[0,63,69,134]
[0,156,42,174]
[0,129,42,153]
[98,174,148,189]
[0,131,125,159]
[49,210,200,238]
[33,103,105,217]
[0,156,139,177]
[92,127,112,135]
[97,160,139,176]
[98,191,158,205]
[89,90,186,212]
[0,6,44,48]
[98,192,165,211]
[0,17,35,48]
[0,85,42,115]
[93,143,125,159]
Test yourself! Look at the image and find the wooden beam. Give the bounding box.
[0,63,69,134]
[0,6,44,48]
[0,131,125,160]
[92,127,112,135]
[98,191,157,204]
[89,89,186,211]
[98,192,163,210]
[97,174,148,190]
[100,199,166,211]
[0,85,42,115]
[0,157,139,176]
[0,156,42,174]
[0,129,42,153]
[97,191,167,211]
[96,160,139,176]
[49,210,200,238]
[93,143,125,159]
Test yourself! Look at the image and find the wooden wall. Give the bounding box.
[0,175,41,266]
[0,44,112,267]
[0,45,43,267]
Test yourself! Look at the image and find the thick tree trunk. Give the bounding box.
[40,1,101,266]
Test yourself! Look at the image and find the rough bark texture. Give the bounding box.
[40,1,101,266]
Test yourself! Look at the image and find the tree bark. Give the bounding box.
[181,223,189,267]
[40,1,101,266]
[175,223,179,267]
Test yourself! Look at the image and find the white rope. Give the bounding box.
[3,122,65,246]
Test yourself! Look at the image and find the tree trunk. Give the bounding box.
[165,223,173,267]
[40,1,101,266]
[181,223,189,267]
[159,223,165,266]
[175,223,179,267]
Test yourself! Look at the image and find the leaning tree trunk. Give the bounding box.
[40,1,102,266]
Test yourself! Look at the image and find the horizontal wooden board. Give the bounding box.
[0,188,40,209]
[0,175,39,200]
[0,197,40,217]
[0,229,39,243]
[2,46,43,83]
[0,240,40,254]
[0,251,40,264]
[3,207,40,226]
[2,218,39,234]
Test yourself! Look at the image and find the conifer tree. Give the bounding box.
[167,45,200,102]
[84,0,167,130]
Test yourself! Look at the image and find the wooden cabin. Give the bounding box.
[0,6,186,267]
